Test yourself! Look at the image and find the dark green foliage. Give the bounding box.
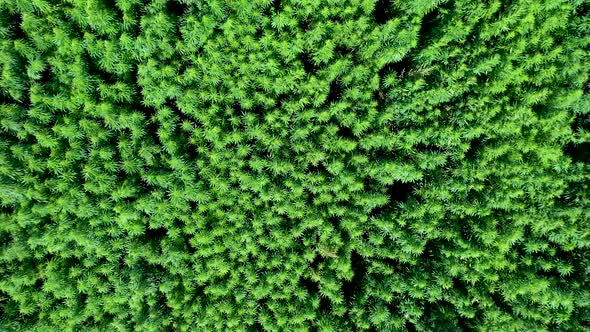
[0,0,589,330]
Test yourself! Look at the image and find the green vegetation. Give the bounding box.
[1,0,589,330]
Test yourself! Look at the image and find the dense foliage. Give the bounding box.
[0,0,589,330]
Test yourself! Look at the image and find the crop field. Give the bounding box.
[0,0,589,331]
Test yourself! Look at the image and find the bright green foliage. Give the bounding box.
[0,0,589,331]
